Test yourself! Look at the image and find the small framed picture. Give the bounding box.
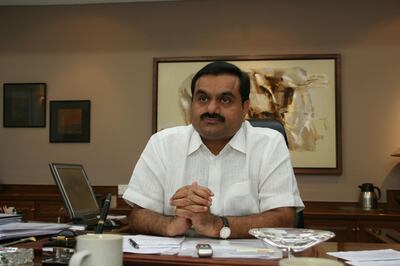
[50,100,90,143]
[3,83,46,127]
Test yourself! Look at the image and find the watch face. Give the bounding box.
[219,226,231,239]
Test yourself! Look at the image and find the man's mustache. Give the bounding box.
[200,113,225,122]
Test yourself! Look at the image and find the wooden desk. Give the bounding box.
[18,240,400,266]
[121,242,400,266]
[0,184,130,222]
[123,254,278,266]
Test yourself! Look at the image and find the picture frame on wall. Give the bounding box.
[3,83,46,127]
[50,100,91,143]
[153,55,341,175]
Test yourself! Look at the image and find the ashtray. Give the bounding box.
[0,247,34,265]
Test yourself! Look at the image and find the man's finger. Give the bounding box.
[170,198,192,207]
[187,193,212,206]
[183,205,208,213]
[170,185,192,200]
[191,181,214,196]
[175,208,193,219]
[171,183,213,201]
[190,186,214,200]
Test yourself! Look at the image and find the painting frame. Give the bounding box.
[153,55,342,175]
[49,100,91,143]
[3,83,46,127]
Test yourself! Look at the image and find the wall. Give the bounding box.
[0,0,400,202]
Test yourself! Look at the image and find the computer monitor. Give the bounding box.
[49,163,100,225]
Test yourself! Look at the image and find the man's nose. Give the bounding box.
[207,99,220,113]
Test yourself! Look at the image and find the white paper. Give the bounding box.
[0,222,69,231]
[106,215,127,221]
[0,214,22,225]
[0,222,70,240]
[95,214,127,221]
[178,238,282,259]
[122,235,282,259]
[347,260,400,266]
[327,249,400,261]
[0,214,21,218]
[123,235,185,254]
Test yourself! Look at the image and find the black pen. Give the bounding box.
[95,192,112,234]
[129,238,139,249]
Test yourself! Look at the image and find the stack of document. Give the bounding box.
[0,213,22,225]
[0,222,70,240]
[328,249,400,266]
[123,235,282,259]
[123,235,185,254]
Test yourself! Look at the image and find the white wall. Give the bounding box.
[0,0,400,202]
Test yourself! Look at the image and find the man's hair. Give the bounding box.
[190,61,250,104]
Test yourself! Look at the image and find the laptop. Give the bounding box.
[49,163,100,226]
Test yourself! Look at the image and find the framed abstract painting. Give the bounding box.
[3,83,46,127]
[153,55,341,174]
[50,100,90,143]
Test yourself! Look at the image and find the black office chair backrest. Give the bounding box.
[248,119,304,228]
[248,119,289,146]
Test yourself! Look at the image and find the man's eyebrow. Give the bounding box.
[194,89,208,96]
[193,89,236,99]
[220,91,234,97]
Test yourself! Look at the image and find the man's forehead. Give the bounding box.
[194,74,239,93]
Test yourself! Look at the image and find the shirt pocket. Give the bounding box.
[223,181,259,216]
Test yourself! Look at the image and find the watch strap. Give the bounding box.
[220,216,229,228]
[219,216,231,239]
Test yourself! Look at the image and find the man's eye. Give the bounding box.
[198,95,208,102]
[220,96,232,104]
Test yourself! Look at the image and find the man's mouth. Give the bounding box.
[203,117,222,124]
[200,113,225,123]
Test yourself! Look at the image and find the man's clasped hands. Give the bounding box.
[167,181,221,237]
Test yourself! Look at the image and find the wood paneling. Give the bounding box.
[304,201,400,242]
[2,185,400,243]
[0,184,127,221]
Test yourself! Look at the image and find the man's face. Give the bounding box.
[191,74,249,142]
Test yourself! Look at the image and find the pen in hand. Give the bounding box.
[95,192,112,234]
[129,238,139,249]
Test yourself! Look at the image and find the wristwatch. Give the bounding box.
[219,216,231,239]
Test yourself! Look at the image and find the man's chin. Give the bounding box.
[198,129,228,141]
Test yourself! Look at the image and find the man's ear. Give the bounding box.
[242,100,250,118]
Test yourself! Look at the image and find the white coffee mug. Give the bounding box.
[69,234,123,266]
[279,257,344,266]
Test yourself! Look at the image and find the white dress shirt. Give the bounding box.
[123,121,304,216]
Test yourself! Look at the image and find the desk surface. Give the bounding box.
[122,242,400,266]
[17,240,400,266]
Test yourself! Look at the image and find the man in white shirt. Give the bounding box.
[123,61,304,239]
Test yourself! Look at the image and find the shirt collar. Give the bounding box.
[227,122,246,154]
[188,127,203,155]
[187,122,247,155]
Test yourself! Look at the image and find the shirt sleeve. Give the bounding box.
[122,135,166,214]
[258,133,304,212]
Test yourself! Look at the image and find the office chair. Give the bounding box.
[248,119,304,228]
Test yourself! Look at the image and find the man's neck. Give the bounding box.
[202,138,230,155]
